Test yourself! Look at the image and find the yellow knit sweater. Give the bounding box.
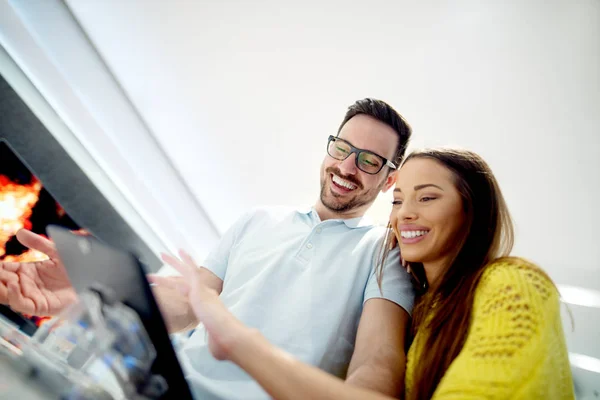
[405,257,575,399]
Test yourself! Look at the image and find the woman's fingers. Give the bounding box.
[148,274,178,287]
[159,250,204,296]
[148,274,191,296]
[178,249,198,269]
[160,253,193,278]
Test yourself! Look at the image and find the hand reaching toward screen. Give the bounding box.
[0,229,77,316]
[146,273,199,333]
[160,249,251,361]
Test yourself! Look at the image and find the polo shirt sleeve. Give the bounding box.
[363,245,415,315]
[201,210,255,280]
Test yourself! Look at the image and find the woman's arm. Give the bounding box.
[230,327,396,400]
[167,250,398,400]
[345,299,408,397]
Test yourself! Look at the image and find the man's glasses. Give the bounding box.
[327,135,397,175]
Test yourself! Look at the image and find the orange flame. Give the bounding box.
[0,175,47,261]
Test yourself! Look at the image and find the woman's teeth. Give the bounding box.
[400,230,429,239]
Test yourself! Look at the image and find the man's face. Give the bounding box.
[319,114,399,216]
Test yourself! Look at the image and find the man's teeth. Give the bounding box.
[332,175,357,190]
[400,230,429,239]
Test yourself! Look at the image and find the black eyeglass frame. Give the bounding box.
[326,135,397,175]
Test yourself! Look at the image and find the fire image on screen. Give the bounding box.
[0,141,83,329]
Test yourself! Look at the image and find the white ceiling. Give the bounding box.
[26,0,600,394]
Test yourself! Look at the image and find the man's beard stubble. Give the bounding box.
[320,166,383,213]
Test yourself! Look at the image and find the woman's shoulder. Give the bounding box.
[476,256,558,303]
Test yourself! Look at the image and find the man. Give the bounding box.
[0,98,414,399]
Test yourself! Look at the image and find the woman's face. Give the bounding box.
[390,157,466,266]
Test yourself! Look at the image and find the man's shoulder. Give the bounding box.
[232,205,303,232]
[357,223,389,243]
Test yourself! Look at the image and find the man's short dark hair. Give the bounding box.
[338,98,412,166]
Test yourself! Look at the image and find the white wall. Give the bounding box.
[62,0,600,392]
[67,0,600,269]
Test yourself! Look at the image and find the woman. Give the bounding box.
[166,148,574,399]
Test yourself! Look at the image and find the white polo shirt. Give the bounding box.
[178,206,414,400]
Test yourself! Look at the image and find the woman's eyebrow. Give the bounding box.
[394,183,444,193]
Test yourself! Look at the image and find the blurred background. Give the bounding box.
[1,0,598,397]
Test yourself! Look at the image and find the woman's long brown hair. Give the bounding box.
[377,148,515,400]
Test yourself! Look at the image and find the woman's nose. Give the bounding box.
[395,202,417,221]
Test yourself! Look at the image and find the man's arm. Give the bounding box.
[345,298,409,397]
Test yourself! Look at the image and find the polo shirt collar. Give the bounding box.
[296,206,374,229]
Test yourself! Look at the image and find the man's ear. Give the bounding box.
[381,170,397,193]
